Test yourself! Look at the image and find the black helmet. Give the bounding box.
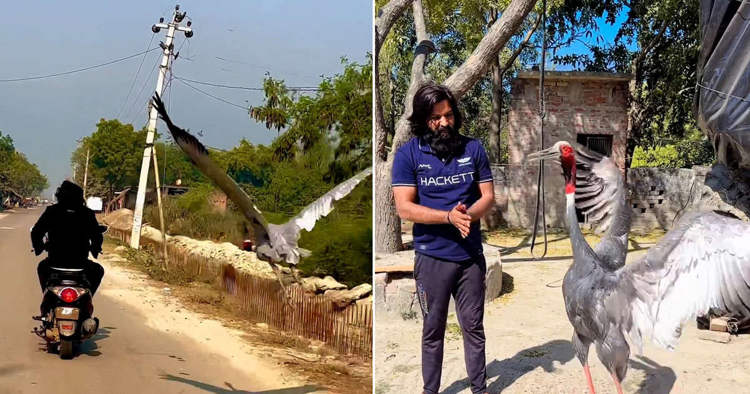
[54,180,84,207]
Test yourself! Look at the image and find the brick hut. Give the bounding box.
[495,71,632,229]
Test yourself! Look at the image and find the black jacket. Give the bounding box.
[31,204,103,267]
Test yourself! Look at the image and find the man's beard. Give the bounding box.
[423,125,462,159]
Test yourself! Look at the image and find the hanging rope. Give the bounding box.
[530,0,548,259]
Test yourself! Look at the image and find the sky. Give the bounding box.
[0,1,372,197]
[551,8,634,71]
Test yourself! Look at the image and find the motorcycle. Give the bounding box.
[31,224,107,359]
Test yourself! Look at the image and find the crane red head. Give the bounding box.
[526,141,576,194]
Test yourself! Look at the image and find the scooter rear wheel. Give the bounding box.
[59,339,73,359]
[46,342,58,354]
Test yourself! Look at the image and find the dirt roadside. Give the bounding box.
[99,240,372,394]
[375,233,750,394]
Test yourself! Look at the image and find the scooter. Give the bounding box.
[31,224,106,359]
[33,266,99,359]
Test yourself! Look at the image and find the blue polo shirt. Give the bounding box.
[392,135,493,261]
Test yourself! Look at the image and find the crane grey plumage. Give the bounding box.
[574,145,632,270]
[528,141,632,268]
[528,141,750,394]
[617,211,750,352]
[151,93,371,266]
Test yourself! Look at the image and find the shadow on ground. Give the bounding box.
[628,356,676,394]
[77,326,114,357]
[439,340,675,394]
[441,339,575,394]
[0,364,25,377]
[160,374,323,393]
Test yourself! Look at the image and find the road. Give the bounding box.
[0,208,319,394]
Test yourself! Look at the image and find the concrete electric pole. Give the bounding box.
[83,147,90,199]
[130,5,193,249]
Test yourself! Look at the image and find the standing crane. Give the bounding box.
[528,141,750,394]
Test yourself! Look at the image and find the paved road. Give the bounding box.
[0,208,316,394]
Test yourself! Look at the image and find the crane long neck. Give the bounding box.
[563,161,596,264]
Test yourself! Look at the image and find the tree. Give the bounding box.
[374,0,538,253]
[0,132,47,199]
[0,132,15,190]
[251,60,373,181]
[5,152,48,196]
[71,119,148,199]
[248,74,294,137]
[552,0,702,168]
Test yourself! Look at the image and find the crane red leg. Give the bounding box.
[583,364,596,394]
[611,372,624,394]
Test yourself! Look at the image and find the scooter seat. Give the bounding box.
[50,267,84,272]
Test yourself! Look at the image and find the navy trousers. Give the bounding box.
[414,252,487,394]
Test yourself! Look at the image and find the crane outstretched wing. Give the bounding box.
[573,143,630,237]
[151,94,270,241]
[616,211,750,352]
[287,167,372,236]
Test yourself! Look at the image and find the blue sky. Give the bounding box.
[0,1,371,197]
[551,8,634,71]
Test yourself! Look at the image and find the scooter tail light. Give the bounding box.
[60,288,78,303]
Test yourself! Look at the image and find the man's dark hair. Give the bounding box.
[55,180,84,207]
[408,83,463,137]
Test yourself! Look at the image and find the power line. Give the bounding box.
[126,55,163,125]
[117,34,158,119]
[126,37,188,125]
[0,47,160,82]
[174,75,320,91]
[175,77,249,110]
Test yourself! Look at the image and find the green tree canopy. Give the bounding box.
[71,119,147,198]
[0,132,48,198]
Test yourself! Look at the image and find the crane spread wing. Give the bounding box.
[615,211,750,352]
[573,143,630,236]
[287,167,372,235]
[151,94,270,241]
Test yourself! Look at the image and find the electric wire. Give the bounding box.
[126,55,163,126]
[0,48,160,82]
[117,34,158,119]
[173,76,320,91]
[175,77,250,110]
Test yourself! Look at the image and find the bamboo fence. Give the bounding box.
[107,227,372,358]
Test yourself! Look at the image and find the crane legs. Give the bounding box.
[611,373,624,394]
[583,364,596,394]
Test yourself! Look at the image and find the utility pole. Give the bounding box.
[130,5,193,249]
[83,147,90,199]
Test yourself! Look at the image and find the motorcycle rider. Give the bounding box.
[31,180,105,314]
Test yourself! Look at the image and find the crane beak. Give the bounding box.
[525,146,559,163]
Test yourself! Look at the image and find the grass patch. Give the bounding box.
[446,322,462,340]
[117,241,217,286]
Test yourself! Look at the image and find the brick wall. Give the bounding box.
[501,71,631,229]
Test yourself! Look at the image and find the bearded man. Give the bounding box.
[391,83,495,394]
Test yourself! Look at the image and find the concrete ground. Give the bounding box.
[374,232,750,394]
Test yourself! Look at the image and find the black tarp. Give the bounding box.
[697,0,750,171]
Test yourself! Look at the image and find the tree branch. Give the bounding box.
[500,12,543,76]
[443,0,537,98]
[374,0,413,160]
[389,0,432,152]
[633,18,669,69]
[375,0,413,57]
